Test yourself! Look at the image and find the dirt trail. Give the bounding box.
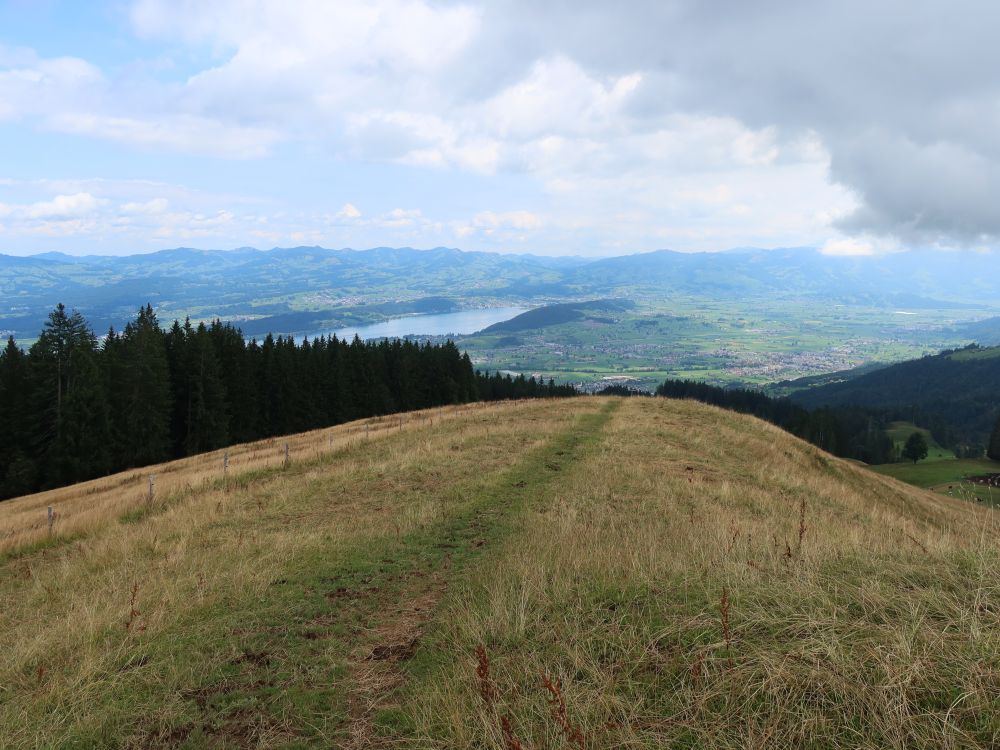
[343,582,445,748]
[337,401,619,748]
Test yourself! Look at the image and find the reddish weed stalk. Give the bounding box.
[689,651,705,688]
[726,527,741,554]
[500,714,525,750]
[905,532,929,554]
[124,581,144,633]
[475,644,496,706]
[719,587,733,668]
[542,675,585,750]
[797,499,807,553]
[475,646,528,749]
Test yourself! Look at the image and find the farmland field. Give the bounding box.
[871,456,1000,505]
[453,298,989,390]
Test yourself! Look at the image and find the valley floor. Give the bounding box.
[1,398,999,748]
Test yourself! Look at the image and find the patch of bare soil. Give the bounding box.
[341,580,446,749]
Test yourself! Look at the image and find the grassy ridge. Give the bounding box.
[1,398,998,748]
[0,399,613,746]
[402,400,1000,748]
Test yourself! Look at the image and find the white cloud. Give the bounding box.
[473,210,543,230]
[26,192,105,219]
[0,181,258,251]
[452,210,544,243]
[0,192,106,220]
[379,208,423,228]
[478,57,641,140]
[819,236,901,257]
[336,203,361,220]
[121,198,170,215]
[0,52,103,121]
[130,0,480,73]
[47,113,280,159]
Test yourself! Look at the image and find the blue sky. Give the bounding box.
[1,1,998,257]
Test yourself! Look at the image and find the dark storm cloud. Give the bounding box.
[452,0,1000,246]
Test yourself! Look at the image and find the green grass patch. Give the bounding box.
[884,421,954,460]
[871,457,997,488]
[871,456,1000,505]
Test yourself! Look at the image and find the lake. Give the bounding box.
[324,306,528,341]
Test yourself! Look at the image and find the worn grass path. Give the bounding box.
[0,399,617,748]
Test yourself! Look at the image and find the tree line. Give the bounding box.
[655,379,898,464]
[0,304,575,500]
[786,343,1000,458]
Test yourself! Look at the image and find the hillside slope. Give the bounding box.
[1,398,998,748]
[789,344,1000,445]
[479,299,634,333]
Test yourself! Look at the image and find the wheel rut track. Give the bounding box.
[340,400,620,749]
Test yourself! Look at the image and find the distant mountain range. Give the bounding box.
[1,245,998,341]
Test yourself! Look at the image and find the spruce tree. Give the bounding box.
[114,305,172,467]
[0,337,31,498]
[988,415,1000,462]
[164,319,190,456]
[209,320,258,443]
[28,304,111,487]
[184,322,229,454]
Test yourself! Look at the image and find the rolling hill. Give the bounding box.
[788,344,1000,448]
[479,299,635,333]
[2,397,997,747]
[955,315,1000,346]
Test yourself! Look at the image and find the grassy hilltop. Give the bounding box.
[1,398,999,748]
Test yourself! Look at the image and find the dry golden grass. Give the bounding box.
[2,396,997,748]
[0,404,484,556]
[406,398,1000,749]
[0,398,592,747]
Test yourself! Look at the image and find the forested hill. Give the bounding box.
[656,379,897,464]
[0,304,574,501]
[787,344,1000,451]
[480,299,634,333]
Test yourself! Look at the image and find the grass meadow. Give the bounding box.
[1,397,998,748]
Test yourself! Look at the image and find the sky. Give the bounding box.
[0,1,998,257]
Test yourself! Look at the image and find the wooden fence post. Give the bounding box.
[148,475,156,504]
[47,506,54,536]
[284,443,290,467]
[223,450,229,479]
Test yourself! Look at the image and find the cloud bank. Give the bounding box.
[2,1,998,254]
